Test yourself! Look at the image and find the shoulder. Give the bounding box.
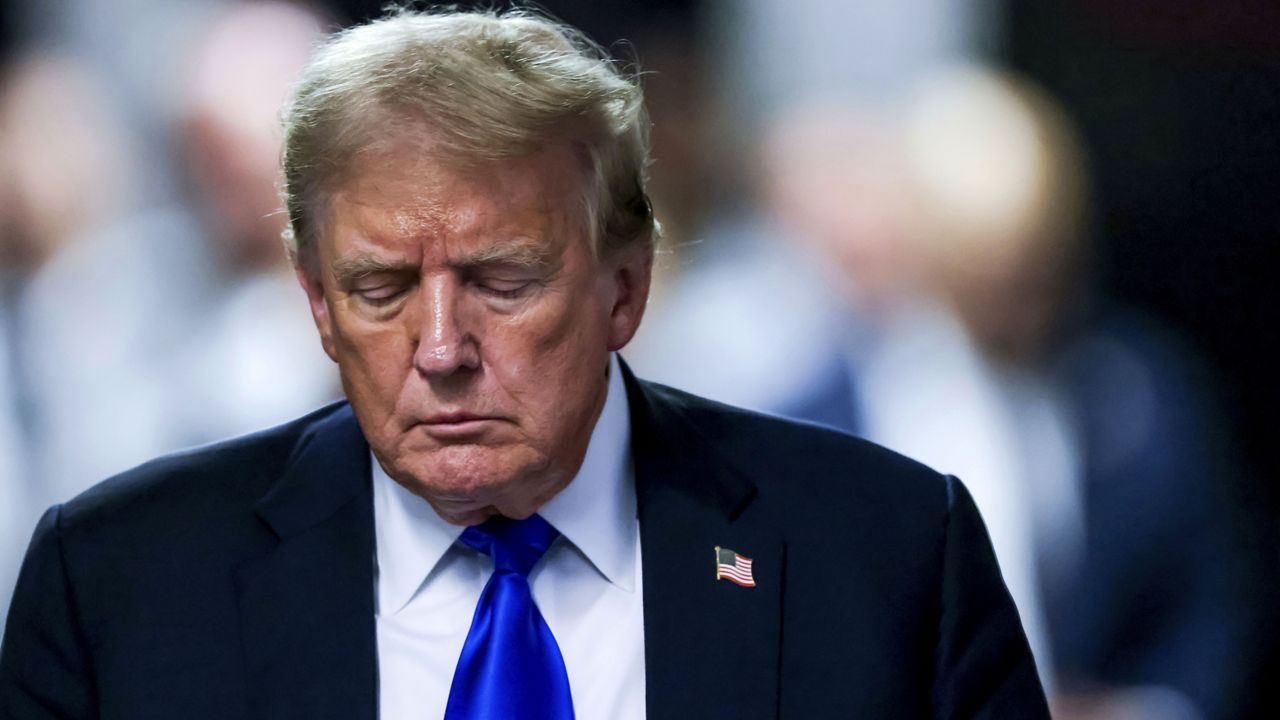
[638,378,954,526]
[53,401,349,544]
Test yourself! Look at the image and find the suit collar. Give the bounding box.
[237,403,377,719]
[622,361,758,521]
[253,402,371,540]
[622,360,785,719]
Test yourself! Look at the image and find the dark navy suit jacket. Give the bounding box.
[0,366,1048,718]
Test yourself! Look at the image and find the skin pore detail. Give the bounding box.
[297,130,651,526]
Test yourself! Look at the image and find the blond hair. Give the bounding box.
[281,7,656,271]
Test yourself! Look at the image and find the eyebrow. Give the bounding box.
[330,253,415,286]
[458,239,558,271]
[328,239,561,287]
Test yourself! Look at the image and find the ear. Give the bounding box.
[605,242,655,352]
[296,265,339,362]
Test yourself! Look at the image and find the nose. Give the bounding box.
[412,275,480,377]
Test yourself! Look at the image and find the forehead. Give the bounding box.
[324,134,593,257]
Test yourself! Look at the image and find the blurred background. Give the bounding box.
[1,0,1276,717]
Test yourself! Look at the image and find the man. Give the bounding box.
[0,8,1048,719]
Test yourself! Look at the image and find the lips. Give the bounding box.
[421,411,493,425]
[413,412,504,439]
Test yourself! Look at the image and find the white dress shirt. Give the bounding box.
[373,354,645,719]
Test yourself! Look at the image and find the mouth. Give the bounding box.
[414,412,505,440]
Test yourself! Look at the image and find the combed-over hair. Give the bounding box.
[281,7,656,271]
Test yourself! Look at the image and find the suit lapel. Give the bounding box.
[235,404,378,720]
[625,366,785,720]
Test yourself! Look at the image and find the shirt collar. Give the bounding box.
[538,353,636,593]
[372,353,636,616]
[373,452,464,616]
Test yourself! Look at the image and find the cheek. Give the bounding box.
[485,286,610,410]
[509,280,603,348]
[331,312,414,412]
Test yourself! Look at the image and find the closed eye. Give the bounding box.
[351,283,412,306]
[475,279,536,300]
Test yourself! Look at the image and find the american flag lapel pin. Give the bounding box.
[714,546,756,587]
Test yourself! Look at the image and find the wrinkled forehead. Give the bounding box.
[320,131,596,257]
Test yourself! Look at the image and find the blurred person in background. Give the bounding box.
[779,66,1255,720]
[0,50,133,623]
[905,68,1256,720]
[19,0,340,507]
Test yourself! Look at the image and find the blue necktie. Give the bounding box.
[444,514,574,720]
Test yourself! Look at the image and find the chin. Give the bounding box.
[426,501,500,527]
[389,443,551,512]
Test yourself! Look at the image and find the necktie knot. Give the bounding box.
[458,513,559,577]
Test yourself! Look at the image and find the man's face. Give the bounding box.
[298,134,651,525]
